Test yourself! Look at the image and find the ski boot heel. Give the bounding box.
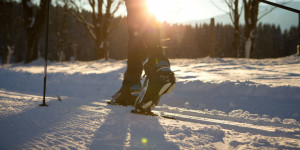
[156,70,176,95]
[108,84,141,106]
[148,61,176,96]
[133,65,176,113]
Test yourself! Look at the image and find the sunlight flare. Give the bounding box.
[141,138,148,144]
[145,0,220,23]
[146,0,183,22]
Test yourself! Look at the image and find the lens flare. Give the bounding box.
[146,0,183,22]
[141,138,148,144]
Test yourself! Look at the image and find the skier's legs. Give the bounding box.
[123,29,146,86]
[109,0,148,105]
[110,0,175,107]
[123,0,148,85]
[124,0,176,112]
[125,0,166,61]
[123,0,169,86]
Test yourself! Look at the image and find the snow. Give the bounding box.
[1,55,300,149]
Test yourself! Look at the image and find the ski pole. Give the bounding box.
[40,0,50,107]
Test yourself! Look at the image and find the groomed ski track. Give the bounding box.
[1,56,300,149]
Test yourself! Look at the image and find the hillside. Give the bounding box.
[186,2,300,30]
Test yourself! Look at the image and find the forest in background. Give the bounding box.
[0,1,299,64]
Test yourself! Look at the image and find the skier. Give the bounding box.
[108,0,176,114]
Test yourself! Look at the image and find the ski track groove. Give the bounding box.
[23,102,111,149]
[1,57,300,149]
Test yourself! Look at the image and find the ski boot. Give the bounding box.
[108,82,141,106]
[132,58,176,114]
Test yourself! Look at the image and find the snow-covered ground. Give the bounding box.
[1,55,300,149]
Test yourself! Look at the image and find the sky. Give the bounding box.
[25,0,296,24]
[113,0,294,24]
[115,0,229,23]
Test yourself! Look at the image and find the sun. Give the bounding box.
[146,0,183,22]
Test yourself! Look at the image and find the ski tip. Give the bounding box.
[131,109,157,116]
[161,115,176,120]
[107,101,129,106]
[107,101,115,105]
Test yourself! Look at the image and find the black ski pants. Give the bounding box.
[123,0,167,85]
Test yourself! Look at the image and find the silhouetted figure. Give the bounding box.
[109,0,176,114]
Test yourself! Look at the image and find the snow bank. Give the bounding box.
[161,80,300,121]
[1,55,300,149]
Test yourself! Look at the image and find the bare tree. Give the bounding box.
[241,0,259,58]
[225,0,242,58]
[1,1,14,64]
[210,0,242,58]
[69,0,122,60]
[241,0,291,58]
[22,0,50,63]
[211,0,291,58]
[1,0,23,64]
[54,0,69,61]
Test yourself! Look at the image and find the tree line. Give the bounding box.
[0,0,299,64]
